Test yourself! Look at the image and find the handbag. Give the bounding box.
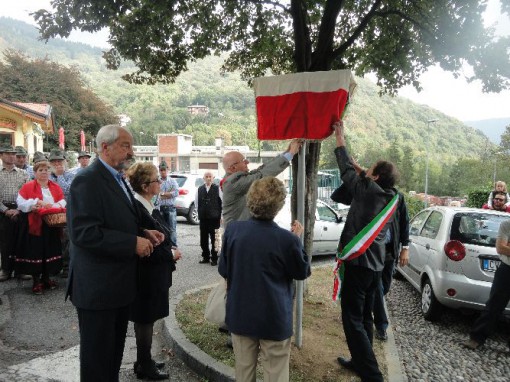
[214,227,223,253]
[204,280,227,326]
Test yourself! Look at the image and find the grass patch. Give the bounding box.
[176,266,387,381]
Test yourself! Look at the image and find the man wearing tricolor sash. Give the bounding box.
[332,121,399,382]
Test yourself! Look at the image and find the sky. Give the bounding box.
[1,0,509,122]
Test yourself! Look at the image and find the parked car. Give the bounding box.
[170,174,219,225]
[396,206,510,321]
[274,196,346,256]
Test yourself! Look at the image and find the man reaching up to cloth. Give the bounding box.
[332,120,400,382]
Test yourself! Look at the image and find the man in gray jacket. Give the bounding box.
[221,140,302,228]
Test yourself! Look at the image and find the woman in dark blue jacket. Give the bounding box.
[218,176,310,382]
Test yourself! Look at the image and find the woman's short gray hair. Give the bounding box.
[95,125,132,153]
[247,177,287,220]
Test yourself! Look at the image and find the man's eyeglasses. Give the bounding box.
[494,198,506,202]
[146,179,162,184]
[231,158,249,167]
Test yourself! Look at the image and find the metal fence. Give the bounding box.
[289,168,342,207]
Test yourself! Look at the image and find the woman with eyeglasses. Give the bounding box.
[125,162,182,380]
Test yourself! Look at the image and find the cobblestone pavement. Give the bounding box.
[387,277,510,382]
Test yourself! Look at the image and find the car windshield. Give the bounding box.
[170,176,187,187]
[450,212,508,247]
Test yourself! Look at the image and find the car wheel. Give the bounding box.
[187,203,199,225]
[421,278,442,321]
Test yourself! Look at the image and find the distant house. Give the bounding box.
[0,98,55,155]
[187,105,209,116]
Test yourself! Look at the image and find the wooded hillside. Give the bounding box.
[0,17,502,196]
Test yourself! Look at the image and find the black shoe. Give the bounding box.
[337,356,355,370]
[199,259,210,264]
[375,329,388,341]
[210,260,217,266]
[135,360,169,380]
[226,336,233,349]
[133,361,165,373]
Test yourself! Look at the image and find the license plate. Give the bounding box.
[482,259,500,272]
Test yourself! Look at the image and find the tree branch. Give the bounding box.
[331,0,383,61]
[246,0,290,13]
[291,0,312,72]
[373,9,435,38]
[310,0,344,71]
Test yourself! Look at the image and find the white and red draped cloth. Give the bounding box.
[253,70,356,140]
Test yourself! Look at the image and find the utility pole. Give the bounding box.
[424,119,438,207]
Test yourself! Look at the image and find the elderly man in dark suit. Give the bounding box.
[66,124,164,382]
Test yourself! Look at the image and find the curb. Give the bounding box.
[163,283,407,382]
[386,324,407,382]
[162,285,235,382]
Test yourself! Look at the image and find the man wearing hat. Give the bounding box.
[71,151,92,175]
[49,149,75,278]
[0,144,29,281]
[49,149,75,200]
[157,160,179,245]
[14,146,34,179]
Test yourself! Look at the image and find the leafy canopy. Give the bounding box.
[34,0,510,93]
[0,50,117,151]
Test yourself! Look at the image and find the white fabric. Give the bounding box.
[253,70,356,97]
[134,193,154,214]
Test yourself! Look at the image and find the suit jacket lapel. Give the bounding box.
[95,161,136,214]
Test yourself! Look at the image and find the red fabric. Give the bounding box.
[18,180,65,236]
[256,89,349,140]
[80,130,86,152]
[59,127,65,149]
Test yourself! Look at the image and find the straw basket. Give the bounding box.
[42,212,67,228]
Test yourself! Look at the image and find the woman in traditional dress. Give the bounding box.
[16,154,65,295]
[125,162,182,381]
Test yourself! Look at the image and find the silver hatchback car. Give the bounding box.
[397,207,510,321]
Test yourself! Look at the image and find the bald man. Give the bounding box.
[195,171,222,265]
[221,140,302,228]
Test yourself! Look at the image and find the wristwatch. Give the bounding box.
[402,245,409,250]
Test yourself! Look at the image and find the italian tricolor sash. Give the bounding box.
[332,193,399,301]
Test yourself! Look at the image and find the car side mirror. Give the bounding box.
[337,215,343,223]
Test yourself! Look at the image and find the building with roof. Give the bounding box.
[132,133,290,183]
[0,98,55,155]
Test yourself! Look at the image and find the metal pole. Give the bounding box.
[424,149,429,207]
[493,159,497,185]
[294,142,306,348]
[424,119,438,207]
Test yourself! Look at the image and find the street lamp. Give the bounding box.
[424,119,439,207]
[139,131,145,145]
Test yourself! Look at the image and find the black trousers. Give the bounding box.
[199,218,220,261]
[341,264,384,382]
[373,255,395,331]
[470,262,510,345]
[0,211,18,273]
[77,305,130,382]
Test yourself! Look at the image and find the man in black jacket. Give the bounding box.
[332,120,399,382]
[195,171,222,266]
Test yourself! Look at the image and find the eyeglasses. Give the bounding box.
[494,198,506,202]
[146,179,162,184]
[231,157,249,167]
